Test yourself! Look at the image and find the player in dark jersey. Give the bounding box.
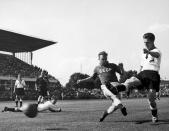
[35,70,49,104]
[77,51,127,122]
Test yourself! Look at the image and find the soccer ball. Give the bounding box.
[21,103,38,118]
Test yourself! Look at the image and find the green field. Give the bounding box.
[0,98,169,131]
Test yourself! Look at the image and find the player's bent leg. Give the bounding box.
[15,95,19,107]
[120,105,127,116]
[2,107,16,112]
[103,83,127,115]
[37,96,42,104]
[101,85,117,99]
[99,100,127,122]
[122,77,142,97]
[2,107,8,112]
[99,102,117,122]
[19,96,23,107]
[113,98,127,116]
[110,82,126,93]
[109,85,128,116]
[41,96,45,103]
[148,89,158,123]
[100,85,127,122]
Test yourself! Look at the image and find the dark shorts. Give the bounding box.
[136,70,160,92]
[105,82,120,95]
[15,88,25,96]
[38,89,47,97]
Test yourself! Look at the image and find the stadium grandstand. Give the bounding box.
[0,29,59,100]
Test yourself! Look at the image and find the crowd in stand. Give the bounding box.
[0,53,169,100]
[0,53,56,80]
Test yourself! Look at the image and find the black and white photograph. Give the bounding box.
[0,0,169,130]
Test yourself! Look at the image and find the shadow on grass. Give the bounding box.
[135,119,169,125]
[45,127,68,130]
[150,119,169,126]
[110,119,169,125]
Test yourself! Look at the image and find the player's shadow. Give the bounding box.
[150,119,169,125]
[135,119,169,125]
[113,119,169,125]
[110,119,150,124]
[45,127,68,130]
[134,120,151,124]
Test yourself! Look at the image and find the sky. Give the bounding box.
[0,0,169,85]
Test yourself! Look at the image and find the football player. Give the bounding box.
[2,96,61,113]
[35,70,50,104]
[14,73,26,107]
[77,51,127,122]
[115,33,161,123]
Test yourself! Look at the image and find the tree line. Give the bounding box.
[0,69,151,100]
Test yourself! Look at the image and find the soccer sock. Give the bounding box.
[20,101,22,107]
[41,97,44,103]
[38,96,42,104]
[15,101,18,107]
[37,96,41,104]
[100,110,108,122]
[120,106,127,116]
[151,109,158,117]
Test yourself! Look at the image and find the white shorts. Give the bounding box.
[101,82,121,106]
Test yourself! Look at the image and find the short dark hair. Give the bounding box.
[98,51,108,57]
[143,33,155,41]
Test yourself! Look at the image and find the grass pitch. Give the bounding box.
[0,98,169,131]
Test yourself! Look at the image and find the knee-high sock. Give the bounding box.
[15,100,18,107]
[20,100,22,107]
[100,103,122,122]
[151,109,158,117]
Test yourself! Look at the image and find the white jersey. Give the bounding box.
[14,79,26,88]
[38,101,54,111]
[140,48,161,72]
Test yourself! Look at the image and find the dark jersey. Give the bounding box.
[92,63,121,85]
[35,77,49,91]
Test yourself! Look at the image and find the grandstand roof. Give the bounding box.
[0,29,56,52]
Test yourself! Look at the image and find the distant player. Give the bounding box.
[77,51,127,122]
[115,33,161,123]
[13,73,26,107]
[2,96,61,113]
[35,70,50,104]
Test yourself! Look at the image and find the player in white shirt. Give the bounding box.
[14,73,26,107]
[37,96,61,112]
[115,33,161,123]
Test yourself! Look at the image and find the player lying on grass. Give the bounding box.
[2,96,61,113]
[77,51,127,122]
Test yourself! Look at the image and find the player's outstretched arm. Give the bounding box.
[77,76,94,84]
